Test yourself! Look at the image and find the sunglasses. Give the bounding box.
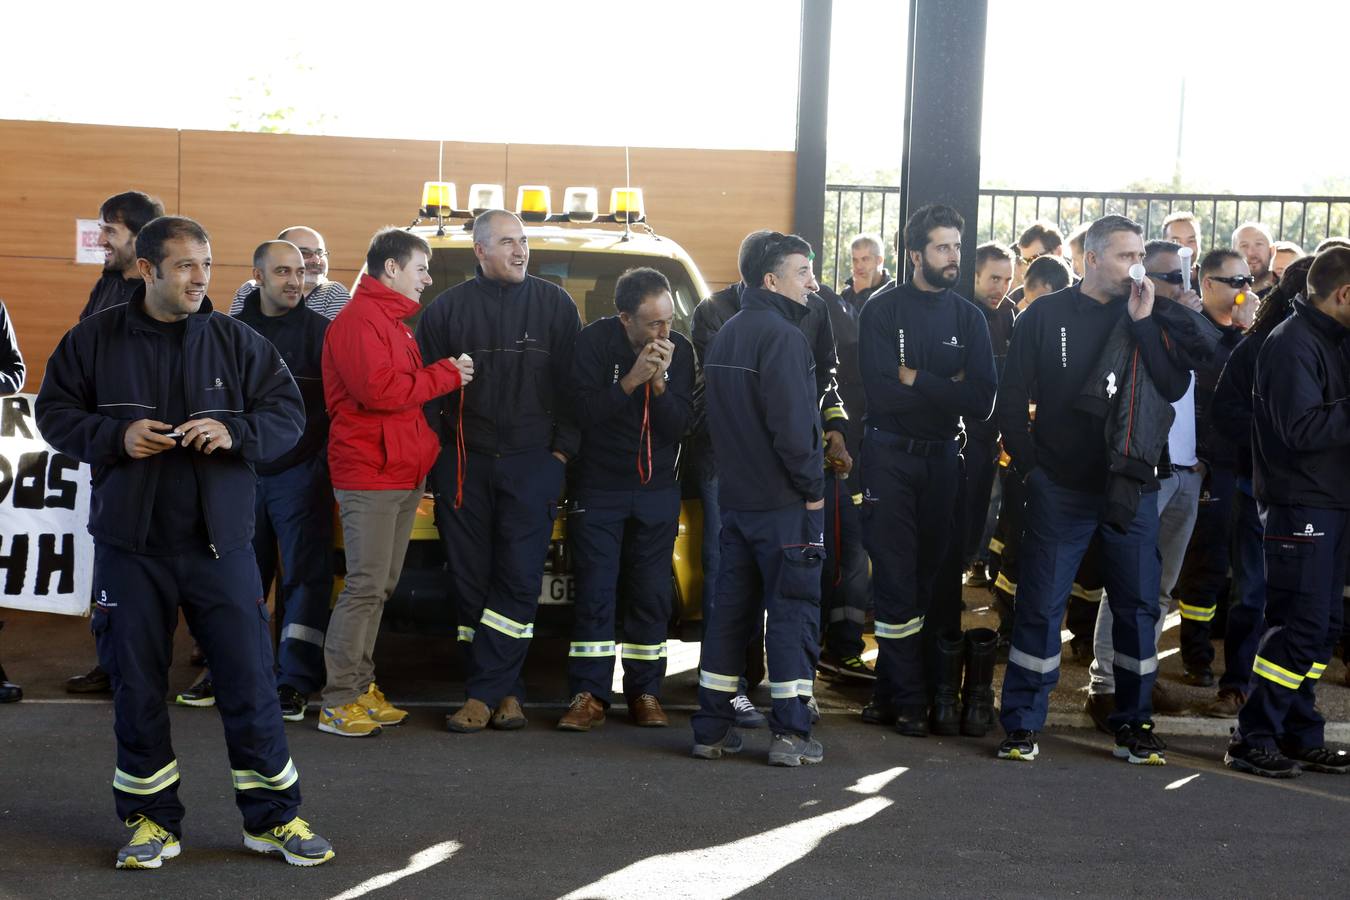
[1208,274,1256,288]
[1146,270,1186,285]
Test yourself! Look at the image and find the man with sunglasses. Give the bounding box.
[1171,250,1254,695]
[1084,240,1205,727]
[231,226,350,320]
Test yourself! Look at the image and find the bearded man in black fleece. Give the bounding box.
[856,204,996,738]
[995,215,1190,766]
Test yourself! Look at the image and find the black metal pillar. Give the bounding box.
[899,0,988,300]
[793,0,832,273]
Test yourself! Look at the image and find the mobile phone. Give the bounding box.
[164,430,185,439]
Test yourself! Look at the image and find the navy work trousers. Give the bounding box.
[1175,465,1236,669]
[1236,505,1349,752]
[253,454,333,694]
[693,503,823,742]
[567,486,680,704]
[999,472,1162,734]
[435,447,564,708]
[93,543,300,837]
[821,471,869,660]
[859,433,959,711]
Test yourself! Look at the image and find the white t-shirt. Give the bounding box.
[1167,372,1198,467]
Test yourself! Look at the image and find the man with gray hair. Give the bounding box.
[840,233,892,315]
[231,225,350,320]
[995,215,1191,765]
[417,209,581,734]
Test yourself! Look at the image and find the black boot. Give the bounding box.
[0,621,21,704]
[961,627,998,737]
[930,632,965,736]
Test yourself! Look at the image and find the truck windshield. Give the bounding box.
[421,248,699,335]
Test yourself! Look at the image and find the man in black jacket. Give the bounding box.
[692,231,826,767]
[69,190,166,695]
[1225,247,1350,778]
[556,268,695,732]
[234,241,333,722]
[0,298,24,703]
[79,191,166,322]
[690,276,855,718]
[839,233,894,316]
[857,204,996,738]
[36,216,333,868]
[962,242,1016,588]
[996,215,1190,766]
[417,210,581,733]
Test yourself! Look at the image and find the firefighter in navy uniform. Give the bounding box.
[856,204,996,737]
[692,231,826,767]
[36,216,333,869]
[556,267,695,731]
[417,210,581,733]
[1225,247,1350,778]
[68,190,168,697]
[690,276,854,720]
[816,279,873,682]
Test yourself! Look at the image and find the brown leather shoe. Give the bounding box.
[557,692,605,732]
[446,698,492,733]
[491,695,528,730]
[1203,688,1245,719]
[629,694,669,728]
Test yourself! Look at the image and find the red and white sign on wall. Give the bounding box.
[75,218,103,265]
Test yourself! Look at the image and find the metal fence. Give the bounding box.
[822,185,1350,291]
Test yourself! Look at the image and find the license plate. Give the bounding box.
[538,573,575,605]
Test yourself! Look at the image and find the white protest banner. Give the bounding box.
[0,393,93,616]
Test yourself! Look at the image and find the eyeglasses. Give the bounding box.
[1018,253,1041,266]
[1208,274,1255,288]
[298,247,328,259]
[1146,270,1185,285]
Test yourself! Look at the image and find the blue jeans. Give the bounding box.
[1001,472,1161,733]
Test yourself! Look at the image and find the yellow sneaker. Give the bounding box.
[116,815,180,869]
[243,816,334,867]
[317,701,383,738]
[359,682,408,726]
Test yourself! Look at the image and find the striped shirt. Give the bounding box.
[230,279,350,319]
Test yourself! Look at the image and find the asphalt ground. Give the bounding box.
[2,592,1349,898]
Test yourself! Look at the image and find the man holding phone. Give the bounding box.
[37,216,334,868]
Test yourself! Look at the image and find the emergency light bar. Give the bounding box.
[564,187,599,223]
[516,186,553,223]
[420,181,458,218]
[609,188,645,224]
[468,184,506,216]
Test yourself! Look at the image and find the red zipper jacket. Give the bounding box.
[323,274,462,490]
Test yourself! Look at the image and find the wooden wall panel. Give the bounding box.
[0,119,797,387]
[503,143,796,291]
[0,260,103,389]
[0,119,180,260]
[179,132,508,274]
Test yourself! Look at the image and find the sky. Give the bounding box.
[3,0,1345,194]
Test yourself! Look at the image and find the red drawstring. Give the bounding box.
[636,382,653,485]
[454,384,467,509]
[832,474,842,587]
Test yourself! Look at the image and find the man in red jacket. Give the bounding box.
[317,228,473,738]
